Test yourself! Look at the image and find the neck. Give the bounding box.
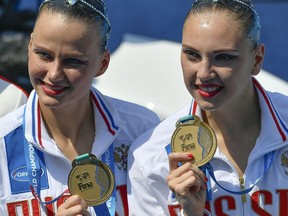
[207,84,260,138]
[203,88,261,175]
[40,99,95,161]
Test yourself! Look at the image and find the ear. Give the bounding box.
[251,44,265,76]
[95,50,110,78]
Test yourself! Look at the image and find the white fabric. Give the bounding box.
[0,77,28,118]
[0,87,160,216]
[180,209,211,216]
[128,79,288,216]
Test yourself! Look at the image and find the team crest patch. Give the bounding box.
[277,146,288,178]
[114,143,130,171]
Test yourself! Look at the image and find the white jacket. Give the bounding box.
[0,87,160,216]
[128,79,288,216]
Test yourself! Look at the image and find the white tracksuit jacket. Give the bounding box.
[0,87,160,216]
[128,78,288,216]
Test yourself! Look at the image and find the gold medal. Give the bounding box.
[171,115,217,167]
[68,153,115,206]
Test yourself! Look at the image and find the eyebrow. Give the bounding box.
[182,44,240,54]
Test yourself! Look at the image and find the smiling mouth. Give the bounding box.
[40,80,67,95]
[197,85,222,97]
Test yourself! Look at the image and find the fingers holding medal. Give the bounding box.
[167,115,214,213]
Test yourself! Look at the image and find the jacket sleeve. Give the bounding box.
[127,148,169,215]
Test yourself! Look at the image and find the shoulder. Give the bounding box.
[0,76,28,117]
[102,94,161,130]
[267,91,288,104]
[267,91,288,119]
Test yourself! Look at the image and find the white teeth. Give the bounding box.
[199,86,219,92]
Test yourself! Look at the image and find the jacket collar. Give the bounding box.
[24,87,123,154]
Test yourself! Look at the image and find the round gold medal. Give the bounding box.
[68,154,115,206]
[171,115,217,167]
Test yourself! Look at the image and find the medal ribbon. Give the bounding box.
[95,144,116,215]
[204,151,275,195]
[23,107,116,215]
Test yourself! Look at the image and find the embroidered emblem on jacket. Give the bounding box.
[280,149,288,176]
[114,144,130,171]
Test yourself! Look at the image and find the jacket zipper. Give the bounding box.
[239,176,246,203]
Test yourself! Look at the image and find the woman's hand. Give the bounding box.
[56,195,90,216]
[166,153,207,216]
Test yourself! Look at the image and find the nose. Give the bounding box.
[197,59,215,80]
[47,60,65,83]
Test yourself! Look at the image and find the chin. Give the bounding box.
[195,100,217,112]
[38,96,62,108]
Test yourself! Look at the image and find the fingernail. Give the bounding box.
[187,153,194,159]
[204,176,209,182]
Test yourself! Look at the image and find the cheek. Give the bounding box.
[28,55,40,78]
[181,61,196,84]
[28,51,45,76]
[67,69,92,86]
[181,68,196,95]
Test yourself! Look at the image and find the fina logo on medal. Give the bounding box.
[179,133,195,152]
[75,171,94,191]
